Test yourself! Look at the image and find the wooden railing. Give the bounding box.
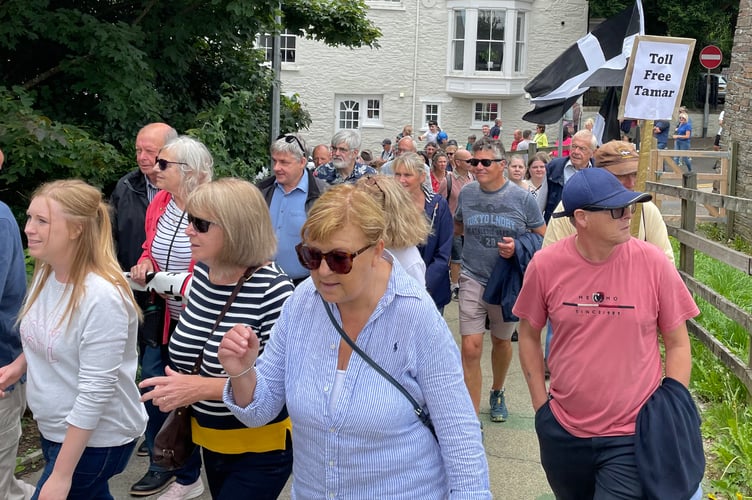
[644,145,752,393]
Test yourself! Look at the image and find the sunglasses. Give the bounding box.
[156,158,189,171]
[276,134,306,156]
[295,243,373,274]
[468,158,504,167]
[187,213,215,233]
[582,204,636,219]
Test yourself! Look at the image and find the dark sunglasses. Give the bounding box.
[276,134,306,156]
[582,204,636,219]
[156,158,189,171]
[295,243,373,274]
[187,213,215,233]
[468,158,504,167]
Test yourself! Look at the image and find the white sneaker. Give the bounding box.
[156,478,205,500]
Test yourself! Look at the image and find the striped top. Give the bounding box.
[170,262,293,433]
[150,200,191,318]
[224,259,491,499]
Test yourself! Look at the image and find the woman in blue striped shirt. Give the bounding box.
[140,179,294,499]
[219,184,491,499]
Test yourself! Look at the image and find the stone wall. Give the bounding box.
[726,0,752,240]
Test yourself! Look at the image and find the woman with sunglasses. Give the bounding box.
[128,135,212,498]
[19,180,146,499]
[139,179,294,499]
[218,184,490,499]
[393,152,453,312]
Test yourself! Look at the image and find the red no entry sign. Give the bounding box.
[699,45,723,70]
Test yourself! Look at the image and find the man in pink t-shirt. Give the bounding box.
[514,168,700,498]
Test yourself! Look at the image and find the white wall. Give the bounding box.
[280,0,588,154]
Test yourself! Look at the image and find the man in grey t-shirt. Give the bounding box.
[454,137,545,423]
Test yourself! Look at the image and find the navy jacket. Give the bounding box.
[542,157,594,223]
[419,192,453,309]
[482,232,542,322]
[635,377,705,500]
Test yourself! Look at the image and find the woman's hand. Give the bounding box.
[139,366,202,412]
[218,325,259,378]
[129,260,155,286]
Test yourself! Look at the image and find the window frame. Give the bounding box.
[335,95,384,130]
[472,100,501,128]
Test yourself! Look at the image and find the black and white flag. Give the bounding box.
[592,87,622,146]
[522,1,644,124]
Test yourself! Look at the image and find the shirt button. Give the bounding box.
[329,460,335,466]
[330,344,336,350]
[329,427,336,433]
[323,386,329,392]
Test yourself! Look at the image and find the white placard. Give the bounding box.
[620,36,696,120]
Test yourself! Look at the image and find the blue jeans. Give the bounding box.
[202,435,293,500]
[33,437,136,500]
[141,343,202,483]
[673,140,692,171]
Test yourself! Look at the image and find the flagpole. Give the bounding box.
[631,119,654,237]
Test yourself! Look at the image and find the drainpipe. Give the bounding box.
[411,0,421,128]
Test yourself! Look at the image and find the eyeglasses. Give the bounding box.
[156,158,189,171]
[446,152,455,157]
[276,134,305,156]
[187,213,215,233]
[468,158,504,167]
[331,146,351,154]
[582,204,636,219]
[295,243,373,274]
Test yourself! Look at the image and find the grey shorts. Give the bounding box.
[458,274,516,339]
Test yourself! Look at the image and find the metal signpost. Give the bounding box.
[699,45,723,137]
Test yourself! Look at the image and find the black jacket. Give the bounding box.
[257,169,327,213]
[110,169,150,271]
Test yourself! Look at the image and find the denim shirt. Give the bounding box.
[224,260,491,499]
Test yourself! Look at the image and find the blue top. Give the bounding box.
[675,122,692,144]
[0,202,26,378]
[420,189,453,308]
[224,260,491,499]
[269,172,310,280]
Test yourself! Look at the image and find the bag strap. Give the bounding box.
[445,172,452,200]
[320,295,436,438]
[188,265,258,375]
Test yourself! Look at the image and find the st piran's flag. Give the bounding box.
[522,1,644,124]
[592,87,622,146]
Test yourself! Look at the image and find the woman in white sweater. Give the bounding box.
[18,179,146,499]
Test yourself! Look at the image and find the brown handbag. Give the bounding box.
[152,266,257,470]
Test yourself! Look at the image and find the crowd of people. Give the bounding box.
[0,112,704,499]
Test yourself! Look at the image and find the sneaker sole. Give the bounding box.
[129,476,176,497]
[489,415,507,422]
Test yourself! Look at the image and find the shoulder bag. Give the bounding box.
[320,296,437,439]
[153,265,257,470]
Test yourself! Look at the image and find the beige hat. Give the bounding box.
[594,140,638,175]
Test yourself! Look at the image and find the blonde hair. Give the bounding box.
[21,180,139,327]
[355,175,429,248]
[302,184,385,246]
[392,152,426,178]
[186,178,276,268]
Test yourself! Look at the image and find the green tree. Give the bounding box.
[0,0,381,217]
[588,0,739,105]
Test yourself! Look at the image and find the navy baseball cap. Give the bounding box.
[552,168,652,218]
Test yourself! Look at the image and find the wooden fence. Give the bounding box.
[644,142,752,394]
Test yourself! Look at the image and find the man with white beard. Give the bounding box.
[313,130,376,185]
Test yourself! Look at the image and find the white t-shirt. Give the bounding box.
[387,247,426,288]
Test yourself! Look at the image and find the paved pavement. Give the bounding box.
[22,300,555,499]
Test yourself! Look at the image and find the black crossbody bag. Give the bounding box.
[320,296,437,440]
